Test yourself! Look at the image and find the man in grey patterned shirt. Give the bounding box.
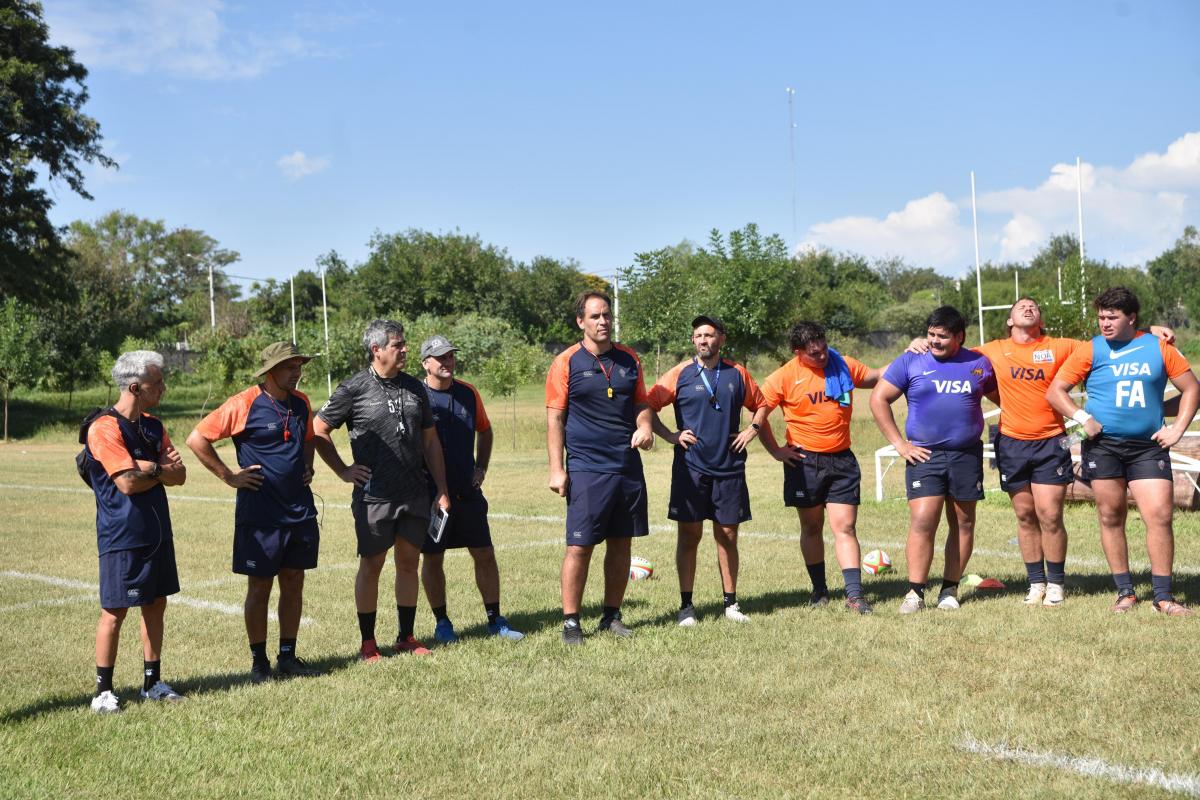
[314,319,451,660]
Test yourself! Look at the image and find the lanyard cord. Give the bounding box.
[592,353,614,398]
[262,387,294,442]
[694,358,722,410]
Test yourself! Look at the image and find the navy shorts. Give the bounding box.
[906,444,985,501]
[1081,436,1172,482]
[98,538,180,609]
[352,499,427,556]
[668,460,750,525]
[565,471,649,546]
[422,490,493,553]
[783,449,861,507]
[233,518,319,577]
[995,433,1074,492]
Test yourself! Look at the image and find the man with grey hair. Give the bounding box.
[80,351,187,713]
[314,320,451,660]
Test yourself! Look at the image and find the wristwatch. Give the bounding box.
[750,423,761,431]
[149,462,162,479]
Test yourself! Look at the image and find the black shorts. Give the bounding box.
[565,471,649,546]
[233,518,320,577]
[1081,436,1173,482]
[352,498,427,556]
[668,461,750,525]
[98,538,179,609]
[422,490,493,553]
[994,433,1074,492]
[783,449,861,508]
[906,444,985,501]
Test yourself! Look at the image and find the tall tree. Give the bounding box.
[0,297,46,439]
[1,0,114,303]
[1147,226,1200,327]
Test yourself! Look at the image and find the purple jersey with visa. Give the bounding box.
[882,349,996,450]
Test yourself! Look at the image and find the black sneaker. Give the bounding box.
[844,596,873,615]
[598,615,633,637]
[808,592,830,608]
[562,618,584,645]
[250,660,273,684]
[275,654,322,678]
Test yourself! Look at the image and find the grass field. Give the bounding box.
[2,376,1199,799]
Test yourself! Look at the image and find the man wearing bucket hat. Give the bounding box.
[187,341,323,682]
[418,335,523,642]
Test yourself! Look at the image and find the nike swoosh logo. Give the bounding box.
[794,378,808,384]
[921,370,937,376]
[1108,345,1145,360]
[1003,353,1013,357]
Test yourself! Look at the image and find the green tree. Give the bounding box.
[1147,226,1200,327]
[702,225,799,358]
[1,1,114,303]
[618,242,700,371]
[475,341,549,449]
[507,256,605,344]
[793,249,890,341]
[0,297,46,439]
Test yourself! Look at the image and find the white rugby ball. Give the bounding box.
[629,556,655,581]
[862,549,893,576]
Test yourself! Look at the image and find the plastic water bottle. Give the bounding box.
[1059,429,1088,450]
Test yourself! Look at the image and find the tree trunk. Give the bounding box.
[512,392,517,450]
[3,382,8,441]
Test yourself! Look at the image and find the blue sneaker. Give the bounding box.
[434,618,459,644]
[487,616,525,641]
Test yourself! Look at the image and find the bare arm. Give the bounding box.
[312,416,370,487]
[156,444,186,486]
[650,409,696,449]
[1154,370,1200,448]
[631,404,654,450]
[547,408,568,496]
[472,427,493,487]
[185,429,263,490]
[422,426,450,511]
[756,413,805,466]
[869,378,930,464]
[1047,378,1103,439]
[728,404,768,453]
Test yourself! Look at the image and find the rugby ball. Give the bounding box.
[629,556,655,581]
[862,549,893,576]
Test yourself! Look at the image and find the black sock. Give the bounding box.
[143,660,160,692]
[600,605,619,623]
[723,592,737,608]
[806,561,828,595]
[397,605,416,640]
[939,579,959,596]
[1025,560,1046,585]
[432,605,449,622]
[484,602,501,624]
[1113,572,1135,596]
[250,641,269,666]
[563,612,581,627]
[1046,559,1066,585]
[680,591,694,609]
[842,568,863,600]
[908,582,926,599]
[278,638,296,659]
[1151,574,1174,603]
[357,611,377,643]
[95,665,114,696]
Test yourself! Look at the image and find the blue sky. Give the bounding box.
[41,1,1200,289]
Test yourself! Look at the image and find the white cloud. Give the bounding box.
[803,192,972,267]
[276,151,329,181]
[804,131,1200,272]
[44,0,320,79]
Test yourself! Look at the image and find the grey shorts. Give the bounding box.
[352,498,427,556]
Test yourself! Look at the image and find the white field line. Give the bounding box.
[958,735,1200,797]
[0,570,312,625]
[4,482,1200,574]
[0,594,96,614]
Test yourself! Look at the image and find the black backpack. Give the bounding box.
[75,407,117,487]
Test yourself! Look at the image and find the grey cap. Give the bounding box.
[420,335,458,360]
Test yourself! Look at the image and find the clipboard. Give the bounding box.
[428,502,450,543]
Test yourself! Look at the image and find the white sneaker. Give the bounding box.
[723,603,750,623]
[140,680,183,702]
[899,590,926,614]
[1043,583,1065,607]
[937,593,960,610]
[90,690,121,714]
[1024,582,1047,605]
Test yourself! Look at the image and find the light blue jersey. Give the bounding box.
[1083,335,1169,439]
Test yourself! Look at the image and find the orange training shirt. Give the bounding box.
[759,356,870,452]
